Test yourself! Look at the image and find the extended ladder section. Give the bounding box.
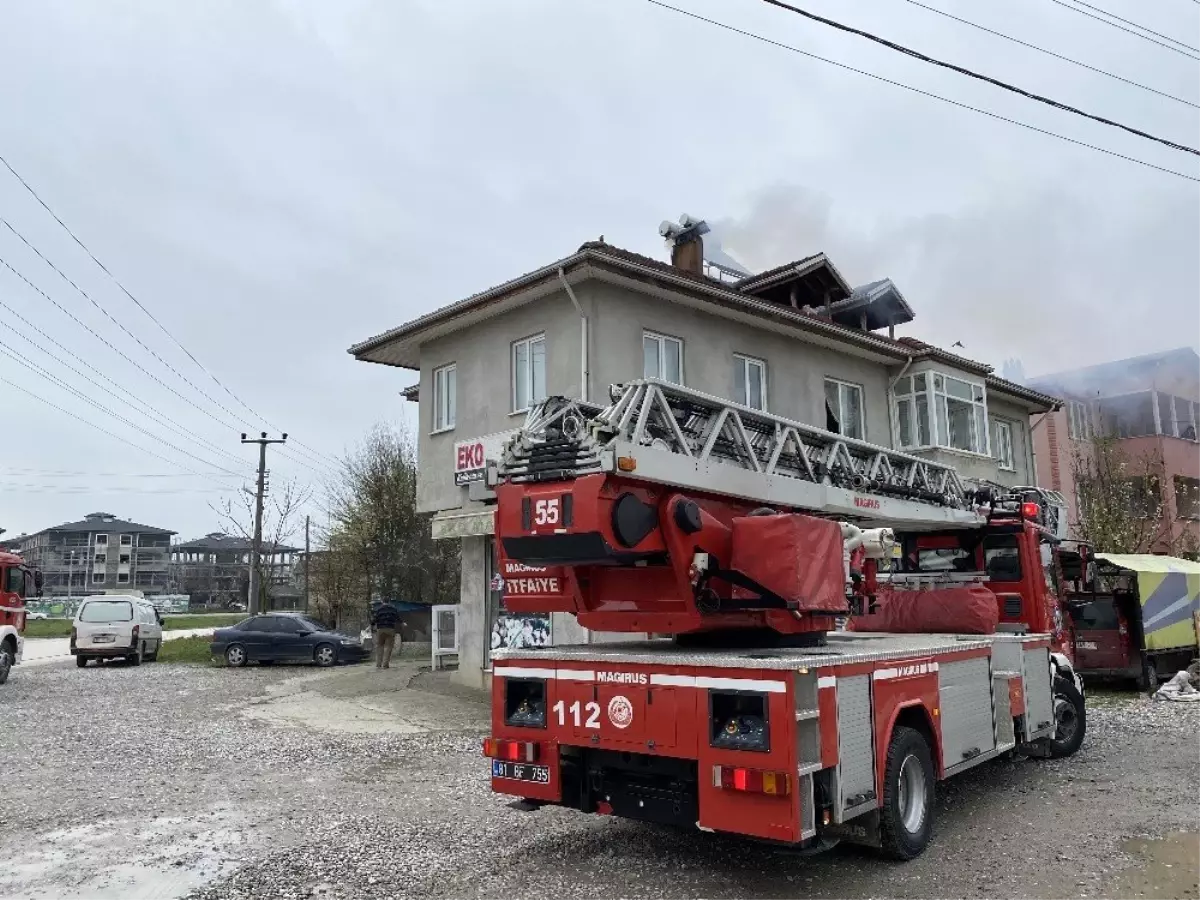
[494,379,993,532]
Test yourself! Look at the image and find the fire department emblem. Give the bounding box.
[607,695,633,729]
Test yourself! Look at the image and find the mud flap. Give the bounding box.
[820,809,882,848]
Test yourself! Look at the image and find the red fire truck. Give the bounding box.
[482,380,1085,859]
[0,550,42,686]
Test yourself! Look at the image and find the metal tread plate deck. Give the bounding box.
[491,631,1049,670]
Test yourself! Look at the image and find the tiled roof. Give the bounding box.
[36,515,174,536]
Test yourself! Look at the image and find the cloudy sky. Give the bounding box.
[1,0,1197,543]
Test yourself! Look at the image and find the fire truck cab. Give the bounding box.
[0,550,42,685]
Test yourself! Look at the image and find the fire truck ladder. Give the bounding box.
[494,379,992,531]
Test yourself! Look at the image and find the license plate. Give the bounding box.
[93,635,116,643]
[492,760,550,784]
[1077,641,1098,651]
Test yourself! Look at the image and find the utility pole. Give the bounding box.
[303,515,311,614]
[241,431,287,616]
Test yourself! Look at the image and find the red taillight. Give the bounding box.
[713,765,790,796]
[482,738,539,763]
[1021,502,1041,520]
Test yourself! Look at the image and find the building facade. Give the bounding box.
[170,533,302,610]
[16,512,174,596]
[1026,348,1200,555]
[351,229,1056,689]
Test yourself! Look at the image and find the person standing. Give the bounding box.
[371,601,400,669]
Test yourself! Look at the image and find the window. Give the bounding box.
[119,554,130,565]
[1098,392,1156,438]
[643,331,683,385]
[1066,401,1093,441]
[5,567,25,597]
[824,378,864,440]
[983,534,1022,581]
[79,600,133,622]
[734,355,766,410]
[991,419,1015,471]
[1175,476,1200,520]
[1129,475,1162,519]
[512,334,547,412]
[892,371,988,454]
[94,553,107,565]
[91,572,106,584]
[432,363,456,432]
[120,534,132,546]
[95,535,108,546]
[1163,394,1198,440]
[117,572,130,584]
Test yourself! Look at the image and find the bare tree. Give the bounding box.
[1072,435,1177,554]
[213,478,311,611]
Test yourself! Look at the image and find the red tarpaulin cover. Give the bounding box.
[848,585,999,634]
[729,514,848,613]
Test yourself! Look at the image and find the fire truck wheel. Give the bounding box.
[0,645,12,685]
[1138,657,1158,695]
[1048,676,1086,758]
[879,726,935,860]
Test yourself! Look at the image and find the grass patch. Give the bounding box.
[156,635,218,665]
[24,613,245,639]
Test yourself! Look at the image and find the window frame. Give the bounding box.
[1066,400,1094,441]
[824,377,866,441]
[734,354,767,411]
[94,534,108,546]
[511,333,547,414]
[431,363,457,434]
[642,331,684,385]
[892,369,990,456]
[91,572,106,584]
[992,419,1015,471]
[120,534,133,546]
[1174,475,1200,520]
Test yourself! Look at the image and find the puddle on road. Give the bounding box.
[0,808,249,899]
[1108,832,1200,899]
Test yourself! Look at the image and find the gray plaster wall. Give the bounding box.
[451,535,488,691]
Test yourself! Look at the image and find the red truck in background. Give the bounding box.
[481,382,1086,860]
[0,550,42,685]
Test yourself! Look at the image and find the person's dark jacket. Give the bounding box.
[371,603,401,631]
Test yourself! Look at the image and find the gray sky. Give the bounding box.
[1,0,1197,543]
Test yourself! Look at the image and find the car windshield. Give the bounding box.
[79,600,133,623]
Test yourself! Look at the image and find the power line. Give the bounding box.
[0,338,248,480]
[0,374,244,481]
[900,0,1200,110]
[641,1,1200,182]
[1066,0,1199,52]
[0,254,334,481]
[0,483,232,495]
[1046,0,1200,59]
[0,303,257,471]
[1,468,241,478]
[0,152,339,471]
[753,0,1199,156]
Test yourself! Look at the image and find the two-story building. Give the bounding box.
[16,512,175,596]
[350,224,1057,689]
[1026,347,1200,555]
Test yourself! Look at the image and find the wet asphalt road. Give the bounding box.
[1,660,1197,900]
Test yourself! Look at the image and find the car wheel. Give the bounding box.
[225,644,248,667]
[314,643,338,668]
[128,644,143,667]
[878,725,935,860]
[1048,674,1086,758]
[0,646,12,685]
[76,656,88,668]
[1139,656,1158,695]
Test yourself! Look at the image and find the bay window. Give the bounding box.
[893,371,989,455]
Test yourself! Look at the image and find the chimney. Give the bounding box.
[659,214,709,276]
[671,235,704,275]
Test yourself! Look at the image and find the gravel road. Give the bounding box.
[1,661,1196,900]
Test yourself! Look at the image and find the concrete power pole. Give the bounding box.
[241,431,287,616]
[303,515,311,614]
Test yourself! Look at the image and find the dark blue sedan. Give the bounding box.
[211,613,370,667]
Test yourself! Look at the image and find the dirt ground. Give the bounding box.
[1,659,1196,900]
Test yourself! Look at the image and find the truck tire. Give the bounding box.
[1138,656,1158,695]
[879,725,935,860]
[0,642,13,685]
[1048,675,1086,758]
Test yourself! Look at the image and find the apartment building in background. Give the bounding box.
[1027,347,1200,554]
[170,532,302,610]
[350,220,1058,689]
[16,512,175,596]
